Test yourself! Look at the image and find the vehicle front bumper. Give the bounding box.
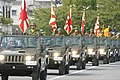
[47,58,63,69]
[0,63,37,76]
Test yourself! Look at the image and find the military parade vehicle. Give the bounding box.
[112,39,119,61]
[42,36,71,75]
[0,35,47,80]
[64,37,86,70]
[98,37,110,64]
[109,39,117,62]
[84,36,100,66]
[118,40,120,61]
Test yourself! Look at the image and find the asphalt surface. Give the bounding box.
[1,61,120,80]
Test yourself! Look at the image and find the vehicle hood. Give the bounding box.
[45,47,63,53]
[70,46,80,51]
[0,48,36,55]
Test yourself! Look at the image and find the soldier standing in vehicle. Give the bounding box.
[55,28,63,37]
[71,27,81,36]
[26,22,39,35]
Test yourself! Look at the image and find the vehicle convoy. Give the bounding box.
[0,35,47,80]
[84,37,100,66]
[64,37,87,70]
[98,37,110,64]
[42,36,71,75]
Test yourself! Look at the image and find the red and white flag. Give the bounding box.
[81,11,85,36]
[19,0,29,33]
[64,8,72,35]
[94,16,100,37]
[49,2,57,34]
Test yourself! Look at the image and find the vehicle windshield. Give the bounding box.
[64,37,80,46]
[84,37,94,45]
[99,38,108,46]
[53,37,63,47]
[43,37,53,46]
[1,36,39,48]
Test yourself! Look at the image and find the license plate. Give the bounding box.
[54,57,63,61]
[72,55,80,58]
[26,61,37,65]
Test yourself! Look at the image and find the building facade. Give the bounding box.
[0,0,15,34]
[11,0,54,26]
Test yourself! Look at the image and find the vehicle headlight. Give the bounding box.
[53,53,60,57]
[72,51,78,55]
[25,56,32,61]
[88,49,93,52]
[99,49,105,52]
[0,55,5,61]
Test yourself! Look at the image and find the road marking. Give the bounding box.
[48,66,96,80]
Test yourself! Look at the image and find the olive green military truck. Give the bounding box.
[42,36,71,75]
[64,37,87,70]
[0,35,47,80]
[84,37,100,66]
[98,37,110,64]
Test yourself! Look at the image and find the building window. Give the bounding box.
[12,10,17,16]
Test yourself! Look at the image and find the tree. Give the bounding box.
[31,0,120,36]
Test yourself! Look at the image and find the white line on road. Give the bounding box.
[48,66,96,80]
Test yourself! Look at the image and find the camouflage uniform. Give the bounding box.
[71,28,81,36]
[26,22,39,36]
[55,28,64,37]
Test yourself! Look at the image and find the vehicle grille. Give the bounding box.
[5,55,24,63]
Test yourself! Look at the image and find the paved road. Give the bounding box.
[1,61,120,80]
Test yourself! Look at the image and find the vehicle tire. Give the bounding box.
[103,56,109,64]
[92,56,99,66]
[76,58,82,70]
[32,63,40,80]
[65,64,69,74]
[110,56,115,63]
[59,61,65,75]
[1,75,8,80]
[82,60,86,69]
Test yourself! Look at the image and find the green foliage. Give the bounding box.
[31,0,120,36]
[0,16,13,25]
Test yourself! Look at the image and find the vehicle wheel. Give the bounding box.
[76,58,82,70]
[59,61,65,75]
[110,56,115,63]
[118,56,120,61]
[1,75,8,80]
[32,64,40,80]
[103,56,109,64]
[40,69,47,80]
[92,56,99,66]
[65,64,69,74]
[82,60,86,69]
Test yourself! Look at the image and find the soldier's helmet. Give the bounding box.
[74,27,79,32]
[30,22,36,29]
[57,28,62,31]
[74,27,78,30]
[90,29,93,31]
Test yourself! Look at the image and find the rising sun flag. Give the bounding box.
[49,1,57,35]
[94,16,100,37]
[64,7,72,35]
[19,0,29,33]
[81,11,85,36]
